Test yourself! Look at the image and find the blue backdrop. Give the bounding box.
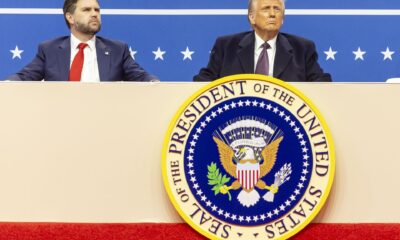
[1,0,400,81]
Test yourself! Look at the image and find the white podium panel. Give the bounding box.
[0,82,398,223]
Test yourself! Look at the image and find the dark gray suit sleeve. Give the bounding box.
[305,42,332,82]
[7,45,45,81]
[193,38,223,82]
[121,44,158,82]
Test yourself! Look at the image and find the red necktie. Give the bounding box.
[69,43,88,81]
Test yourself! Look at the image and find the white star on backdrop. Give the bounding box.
[324,47,337,60]
[353,47,366,61]
[181,46,194,60]
[129,46,137,60]
[8,45,400,64]
[152,47,166,60]
[10,45,24,59]
[381,47,394,61]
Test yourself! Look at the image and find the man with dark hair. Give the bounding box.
[63,0,80,29]
[8,0,158,82]
[193,0,331,82]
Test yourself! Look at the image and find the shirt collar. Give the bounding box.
[254,32,277,50]
[70,34,96,50]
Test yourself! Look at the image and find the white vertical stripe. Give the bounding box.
[250,170,253,190]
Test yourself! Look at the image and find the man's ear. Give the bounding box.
[248,11,255,25]
[65,12,74,26]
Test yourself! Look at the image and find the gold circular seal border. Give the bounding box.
[162,74,336,240]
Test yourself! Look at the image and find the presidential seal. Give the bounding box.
[162,74,335,240]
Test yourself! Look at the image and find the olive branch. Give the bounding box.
[207,162,232,201]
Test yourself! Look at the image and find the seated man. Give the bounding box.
[8,0,158,82]
[194,0,331,82]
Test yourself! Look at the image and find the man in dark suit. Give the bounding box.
[8,0,157,82]
[194,0,331,82]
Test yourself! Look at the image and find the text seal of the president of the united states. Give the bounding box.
[162,74,335,240]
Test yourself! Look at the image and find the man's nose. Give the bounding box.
[268,8,276,16]
[90,10,99,16]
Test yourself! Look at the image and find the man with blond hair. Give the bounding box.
[194,0,331,82]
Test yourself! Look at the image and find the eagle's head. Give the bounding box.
[234,146,256,163]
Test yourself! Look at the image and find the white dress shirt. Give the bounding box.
[254,33,277,77]
[70,34,100,82]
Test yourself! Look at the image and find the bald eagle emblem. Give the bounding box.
[210,117,292,207]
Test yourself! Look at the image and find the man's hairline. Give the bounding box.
[64,0,100,14]
[248,0,286,14]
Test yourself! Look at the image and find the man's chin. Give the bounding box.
[87,26,101,35]
[264,27,279,34]
[264,25,279,31]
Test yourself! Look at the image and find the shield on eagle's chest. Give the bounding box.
[236,162,260,190]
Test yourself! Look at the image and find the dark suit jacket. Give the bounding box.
[8,36,157,81]
[193,31,331,82]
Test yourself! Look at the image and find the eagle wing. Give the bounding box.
[213,137,236,178]
[260,136,283,177]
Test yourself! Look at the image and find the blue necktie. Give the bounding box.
[255,42,270,75]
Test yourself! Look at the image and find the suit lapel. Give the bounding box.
[273,33,293,78]
[96,38,111,81]
[237,32,255,73]
[57,38,71,80]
